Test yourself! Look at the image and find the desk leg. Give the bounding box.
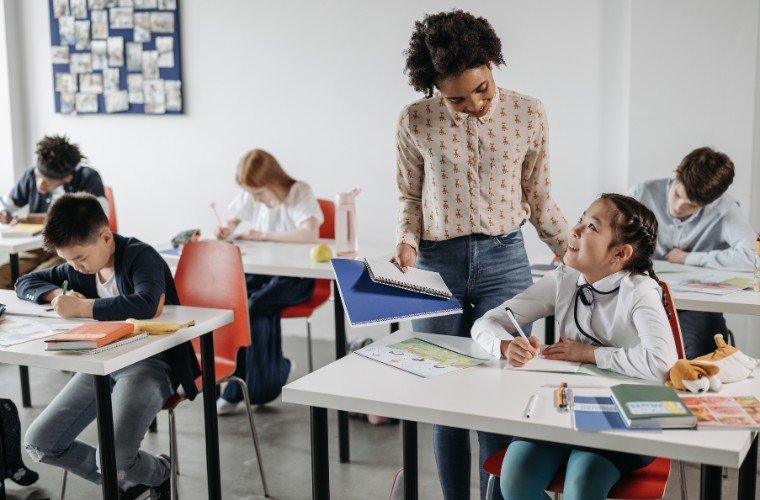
[94,375,118,500]
[738,433,758,500]
[700,464,722,500]
[390,322,399,333]
[11,254,32,409]
[403,420,418,500]
[333,282,350,463]
[544,315,555,345]
[200,332,222,500]
[311,407,330,500]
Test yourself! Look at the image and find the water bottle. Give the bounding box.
[755,234,760,292]
[335,188,361,258]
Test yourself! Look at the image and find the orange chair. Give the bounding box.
[280,199,335,372]
[172,241,269,498]
[483,282,688,500]
[104,186,118,232]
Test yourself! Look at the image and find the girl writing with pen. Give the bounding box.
[471,194,678,500]
[213,149,323,415]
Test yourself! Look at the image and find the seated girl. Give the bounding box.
[471,193,678,500]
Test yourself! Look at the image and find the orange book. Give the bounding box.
[44,322,135,351]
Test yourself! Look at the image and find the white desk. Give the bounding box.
[0,290,233,500]
[283,330,759,500]
[161,239,394,464]
[656,262,760,316]
[0,235,46,407]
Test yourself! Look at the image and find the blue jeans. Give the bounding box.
[412,229,533,500]
[500,440,620,500]
[24,357,174,487]
[222,274,315,405]
[678,310,728,359]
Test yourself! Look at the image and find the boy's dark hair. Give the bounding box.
[404,10,505,98]
[675,147,734,206]
[35,135,84,180]
[43,193,109,251]
[600,193,659,283]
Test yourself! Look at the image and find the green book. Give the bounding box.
[610,383,697,429]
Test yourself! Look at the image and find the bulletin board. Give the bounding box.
[48,0,183,115]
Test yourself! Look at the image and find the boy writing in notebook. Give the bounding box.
[0,135,108,289]
[15,193,199,500]
[628,147,755,358]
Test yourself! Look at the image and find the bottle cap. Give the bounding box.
[337,188,362,204]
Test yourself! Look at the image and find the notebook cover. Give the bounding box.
[331,258,462,327]
[364,257,452,299]
[610,383,696,428]
[572,396,660,431]
[44,321,135,349]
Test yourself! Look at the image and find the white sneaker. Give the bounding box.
[216,397,239,416]
[287,358,297,381]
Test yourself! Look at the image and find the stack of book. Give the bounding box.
[44,322,145,353]
[573,384,697,431]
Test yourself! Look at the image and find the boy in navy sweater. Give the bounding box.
[0,135,107,289]
[16,193,199,500]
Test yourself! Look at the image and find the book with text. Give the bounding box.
[572,396,659,431]
[610,384,696,429]
[364,256,452,299]
[45,322,135,351]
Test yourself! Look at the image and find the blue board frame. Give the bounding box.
[48,0,183,115]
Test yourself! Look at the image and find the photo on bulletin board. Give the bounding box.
[48,0,183,115]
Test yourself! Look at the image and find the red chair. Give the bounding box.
[104,186,118,232]
[483,282,688,500]
[281,199,334,372]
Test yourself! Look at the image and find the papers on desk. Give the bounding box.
[4,301,60,318]
[681,395,760,429]
[353,337,488,377]
[0,318,55,347]
[670,276,752,295]
[505,356,582,373]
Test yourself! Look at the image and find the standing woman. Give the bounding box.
[392,10,569,499]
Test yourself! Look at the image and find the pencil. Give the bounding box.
[62,280,69,296]
[210,202,223,227]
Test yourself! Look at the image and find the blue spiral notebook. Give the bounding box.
[331,258,462,327]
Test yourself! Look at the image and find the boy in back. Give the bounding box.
[16,193,199,500]
[0,135,107,288]
[628,146,755,358]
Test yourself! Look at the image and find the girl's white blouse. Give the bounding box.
[471,266,678,382]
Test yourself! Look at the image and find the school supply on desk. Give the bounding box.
[353,337,488,377]
[670,276,752,296]
[680,395,760,428]
[4,301,61,319]
[44,322,135,351]
[530,256,561,277]
[610,384,696,429]
[572,396,659,431]
[170,228,200,248]
[0,223,44,238]
[523,394,539,419]
[364,256,453,299]
[331,258,462,327]
[506,356,582,373]
[554,383,573,412]
[0,319,55,347]
[72,333,149,355]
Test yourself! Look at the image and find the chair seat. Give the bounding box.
[192,353,237,381]
[483,448,671,499]
[281,280,331,319]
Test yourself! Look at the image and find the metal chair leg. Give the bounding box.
[168,409,179,500]
[485,473,495,500]
[678,460,688,500]
[231,376,269,497]
[59,469,67,500]
[306,318,314,372]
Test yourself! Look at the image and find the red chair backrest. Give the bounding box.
[661,281,686,360]
[173,241,250,380]
[317,199,335,239]
[104,186,118,233]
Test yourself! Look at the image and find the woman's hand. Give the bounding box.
[390,243,417,272]
[542,338,597,364]
[503,336,541,367]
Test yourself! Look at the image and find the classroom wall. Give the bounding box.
[3,1,760,349]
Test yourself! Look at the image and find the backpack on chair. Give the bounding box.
[0,399,38,499]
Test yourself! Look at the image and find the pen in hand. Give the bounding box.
[62,280,69,296]
[505,307,528,341]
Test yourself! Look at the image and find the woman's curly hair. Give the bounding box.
[404,10,505,98]
[35,135,84,177]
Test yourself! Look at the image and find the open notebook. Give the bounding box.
[364,256,452,299]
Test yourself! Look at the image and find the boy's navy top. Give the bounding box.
[8,165,105,213]
[15,234,202,399]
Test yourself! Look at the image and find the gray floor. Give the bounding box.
[0,336,756,500]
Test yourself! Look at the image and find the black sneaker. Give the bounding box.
[121,483,150,500]
[151,454,171,500]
